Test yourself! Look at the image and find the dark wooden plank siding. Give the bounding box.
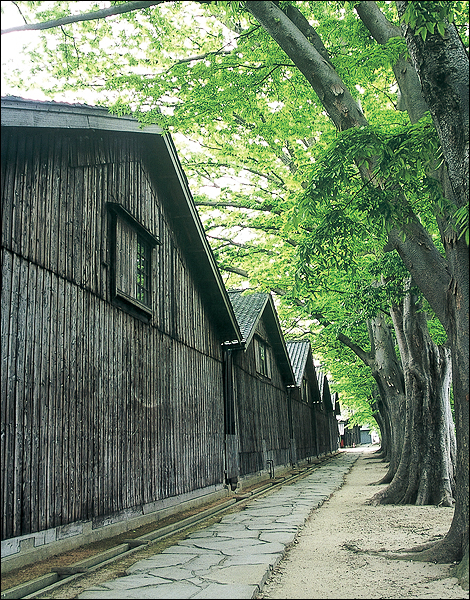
[290,392,317,461]
[233,320,291,477]
[1,251,14,537]
[1,251,227,538]
[1,128,226,541]
[314,407,333,456]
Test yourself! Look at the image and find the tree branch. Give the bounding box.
[384,225,451,332]
[275,285,373,362]
[282,3,334,67]
[1,1,164,34]
[173,49,232,65]
[220,265,249,277]
[240,224,298,246]
[355,1,401,44]
[195,199,282,214]
[10,1,28,25]
[185,156,286,188]
[246,2,452,324]
[207,234,276,254]
[337,332,373,367]
[396,0,469,207]
[355,1,428,123]
[245,1,368,131]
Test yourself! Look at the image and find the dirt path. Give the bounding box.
[257,446,468,600]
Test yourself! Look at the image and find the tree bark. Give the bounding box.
[355,1,429,123]
[338,313,406,485]
[370,391,391,461]
[369,280,455,507]
[244,1,368,132]
[395,0,469,564]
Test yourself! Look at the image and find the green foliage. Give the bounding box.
[295,113,455,244]
[453,204,470,244]
[401,1,464,40]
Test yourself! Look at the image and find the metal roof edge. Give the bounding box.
[263,295,296,385]
[1,96,164,135]
[160,134,241,343]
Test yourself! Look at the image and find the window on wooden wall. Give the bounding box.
[255,336,272,379]
[301,377,310,404]
[136,236,151,306]
[107,202,160,320]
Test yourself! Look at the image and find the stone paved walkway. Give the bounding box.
[78,451,359,599]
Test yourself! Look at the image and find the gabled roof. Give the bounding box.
[332,392,341,415]
[228,291,269,345]
[1,96,242,343]
[1,95,164,134]
[286,340,311,387]
[286,339,323,406]
[228,290,295,385]
[317,370,334,412]
[315,365,339,413]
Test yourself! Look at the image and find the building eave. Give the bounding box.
[1,96,242,343]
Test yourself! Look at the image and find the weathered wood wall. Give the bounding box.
[342,424,362,447]
[232,320,291,476]
[290,392,317,461]
[1,128,226,540]
[314,407,334,456]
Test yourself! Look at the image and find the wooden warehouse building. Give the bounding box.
[286,339,321,463]
[1,97,340,570]
[226,290,296,486]
[286,340,341,463]
[1,96,243,568]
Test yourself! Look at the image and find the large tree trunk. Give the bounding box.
[396,0,469,565]
[338,313,406,485]
[370,280,455,507]
[366,315,406,484]
[371,390,391,462]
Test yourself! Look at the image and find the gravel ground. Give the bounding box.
[256,446,469,600]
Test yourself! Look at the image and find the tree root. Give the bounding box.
[342,537,464,565]
[399,541,437,552]
[367,481,388,488]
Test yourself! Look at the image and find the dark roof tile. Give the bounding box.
[227,290,268,342]
[286,340,311,387]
